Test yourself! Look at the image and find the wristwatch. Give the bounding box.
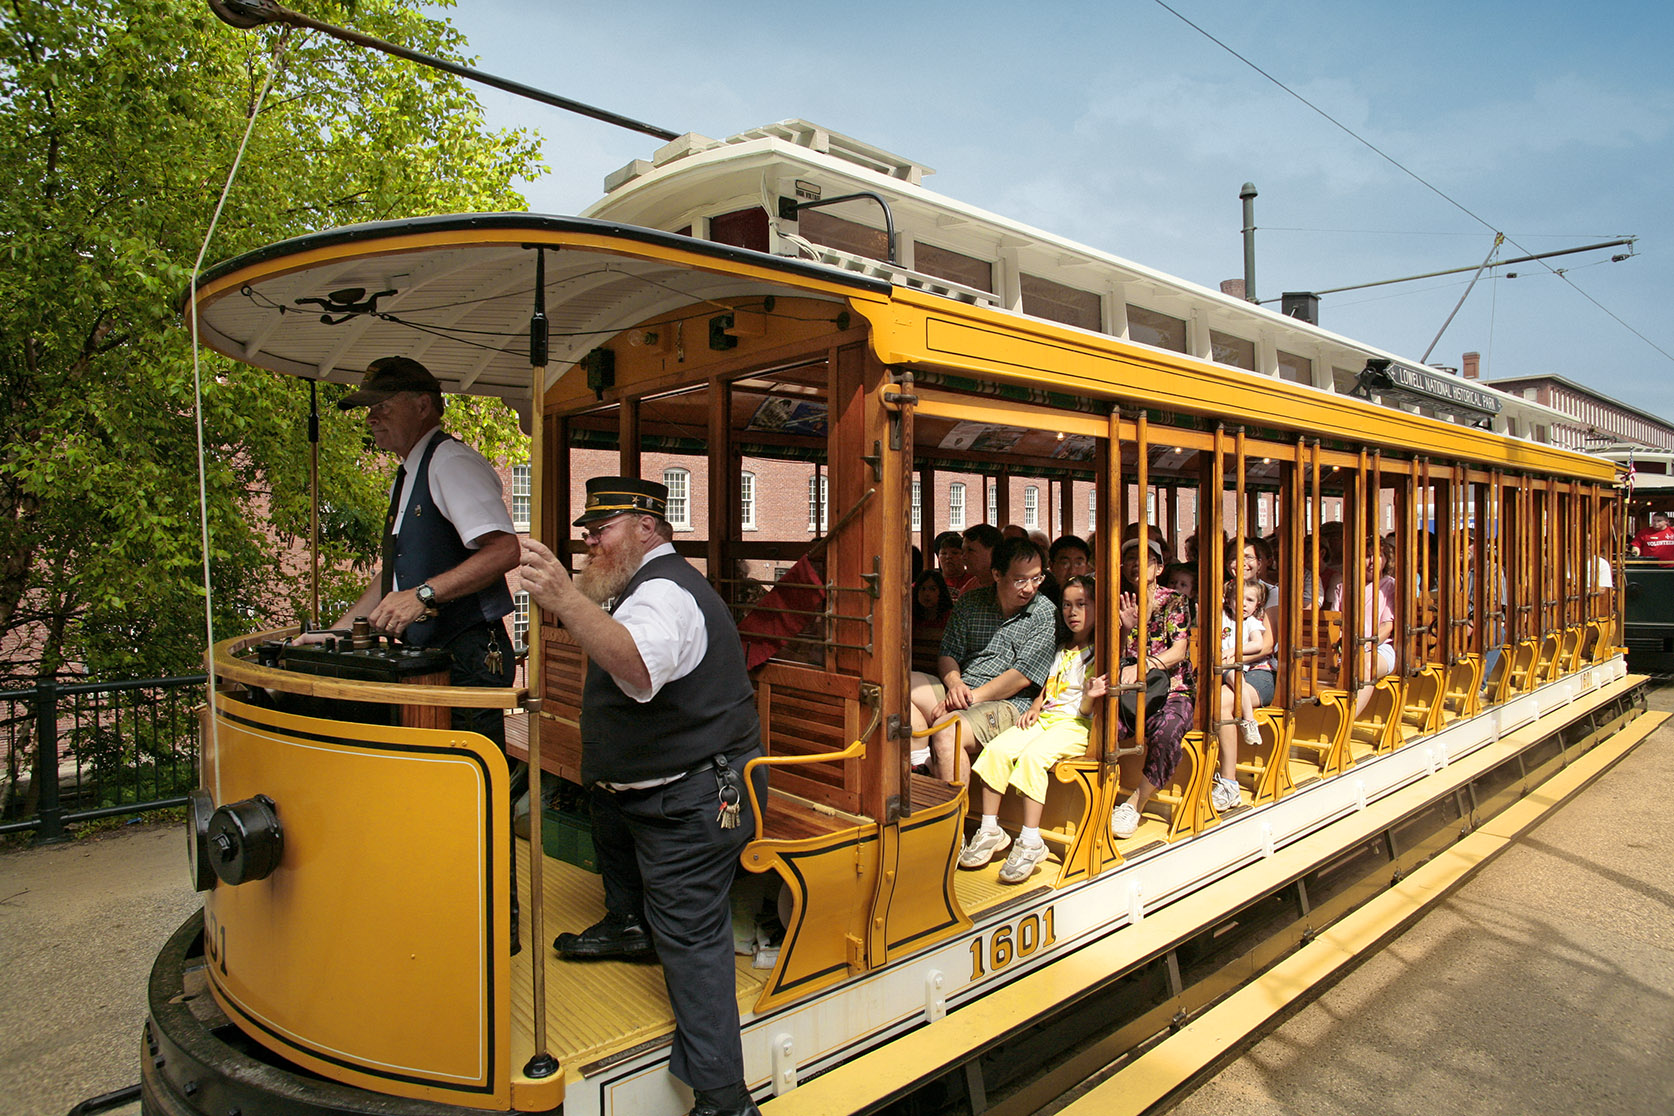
[415,583,438,609]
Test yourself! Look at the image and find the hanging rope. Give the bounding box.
[187,28,290,756]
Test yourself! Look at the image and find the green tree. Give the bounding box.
[0,0,542,683]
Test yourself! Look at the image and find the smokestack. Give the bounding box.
[1240,182,1258,303]
[1220,279,1246,299]
[1462,351,1480,380]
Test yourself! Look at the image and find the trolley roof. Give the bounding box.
[186,212,885,405]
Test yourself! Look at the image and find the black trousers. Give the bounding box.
[588,747,765,1091]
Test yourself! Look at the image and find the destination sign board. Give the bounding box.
[1358,359,1502,418]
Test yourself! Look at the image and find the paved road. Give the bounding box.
[1167,682,1674,1116]
[0,824,200,1116]
[1,686,1669,1116]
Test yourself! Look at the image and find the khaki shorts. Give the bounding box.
[922,678,1020,748]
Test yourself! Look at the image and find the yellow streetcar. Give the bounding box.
[145,114,1648,1116]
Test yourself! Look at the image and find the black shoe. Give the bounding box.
[689,1082,759,1116]
[554,912,655,960]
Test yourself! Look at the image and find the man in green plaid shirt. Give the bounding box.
[909,536,1057,783]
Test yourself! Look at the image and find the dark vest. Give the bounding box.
[580,553,761,785]
[393,432,514,649]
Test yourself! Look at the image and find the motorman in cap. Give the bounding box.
[322,356,520,744]
[520,476,765,1116]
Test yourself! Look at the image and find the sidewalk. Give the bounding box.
[1165,683,1674,1116]
[0,824,201,1116]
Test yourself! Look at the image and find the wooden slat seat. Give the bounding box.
[1045,717,1203,878]
[1533,631,1565,686]
[911,770,963,811]
[752,791,867,844]
[1231,706,1295,806]
[749,662,870,818]
[911,625,946,675]
[1119,728,1205,841]
[1348,675,1406,754]
[1401,663,1447,735]
[1297,609,1345,686]
[1556,625,1585,676]
[1440,654,1483,721]
[1290,689,1353,775]
[1586,617,1616,663]
[1504,638,1542,696]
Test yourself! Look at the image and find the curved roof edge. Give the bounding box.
[184,211,891,313]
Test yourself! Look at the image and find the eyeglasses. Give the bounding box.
[579,515,636,545]
[1009,574,1046,589]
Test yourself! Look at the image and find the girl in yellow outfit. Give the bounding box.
[959,575,1108,884]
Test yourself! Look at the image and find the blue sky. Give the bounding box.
[433,0,1674,423]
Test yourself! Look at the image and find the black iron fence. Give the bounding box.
[0,675,206,842]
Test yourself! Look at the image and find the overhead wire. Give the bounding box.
[1152,0,1670,365]
[188,28,289,762]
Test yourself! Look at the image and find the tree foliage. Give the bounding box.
[0,0,541,681]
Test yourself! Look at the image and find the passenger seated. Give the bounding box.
[1122,523,1177,594]
[1042,533,1091,608]
[1303,521,1345,607]
[1212,578,1276,811]
[909,537,1057,783]
[1232,535,1280,629]
[1161,562,1195,600]
[1049,534,1092,584]
[958,575,1107,884]
[1161,562,1197,629]
[1109,538,1196,839]
[933,530,967,597]
[1330,536,1396,716]
[912,569,953,671]
[953,523,1003,597]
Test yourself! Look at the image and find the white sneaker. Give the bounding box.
[1110,802,1140,839]
[958,825,1011,869]
[1241,718,1262,747]
[1211,775,1241,812]
[997,839,1049,884]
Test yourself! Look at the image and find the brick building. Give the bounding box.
[1477,354,1674,458]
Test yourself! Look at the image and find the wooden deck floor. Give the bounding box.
[507,839,770,1073]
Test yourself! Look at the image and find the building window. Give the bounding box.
[1087,489,1097,535]
[511,464,531,531]
[512,591,530,651]
[988,485,998,525]
[912,476,922,531]
[663,467,691,530]
[949,482,966,530]
[1023,485,1039,530]
[740,471,756,531]
[807,474,828,532]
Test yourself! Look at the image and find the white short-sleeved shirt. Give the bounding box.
[607,542,708,703]
[389,427,514,591]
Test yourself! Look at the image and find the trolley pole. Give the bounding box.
[1240,182,1258,304]
[522,248,558,1081]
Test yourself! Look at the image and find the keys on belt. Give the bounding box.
[714,755,741,829]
